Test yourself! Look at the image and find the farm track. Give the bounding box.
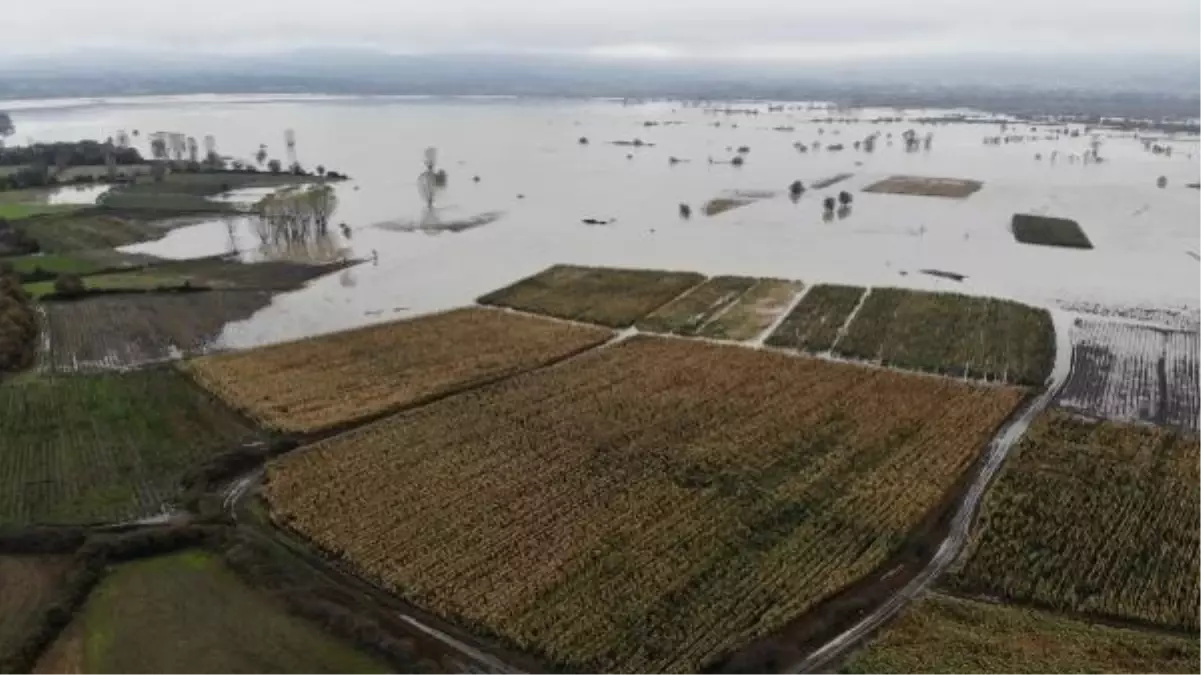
[785,308,1075,673]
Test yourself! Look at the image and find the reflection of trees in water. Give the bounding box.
[254,184,349,263]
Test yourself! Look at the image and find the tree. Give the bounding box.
[267,159,282,174]
[53,274,85,297]
[0,112,13,148]
[316,165,326,177]
[255,145,268,166]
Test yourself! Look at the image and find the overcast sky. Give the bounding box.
[3,0,1197,60]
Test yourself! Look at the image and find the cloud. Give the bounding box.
[1,0,1196,58]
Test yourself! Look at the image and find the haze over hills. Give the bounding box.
[1,49,1197,119]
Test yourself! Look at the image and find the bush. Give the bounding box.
[53,273,85,296]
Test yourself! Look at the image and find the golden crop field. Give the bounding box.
[184,307,611,434]
[264,337,1026,672]
[949,410,1200,632]
[842,592,1200,674]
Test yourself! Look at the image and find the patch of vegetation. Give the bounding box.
[0,371,260,525]
[766,284,865,352]
[636,276,758,335]
[863,175,983,198]
[1011,213,1093,249]
[479,264,705,328]
[0,555,73,662]
[23,271,196,299]
[264,337,1025,673]
[0,268,38,376]
[13,210,190,252]
[842,592,1200,673]
[98,190,237,213]
[834,288,1054,385]
[36,549,388,673]
[695,279,803,342]
[702,197,753,216]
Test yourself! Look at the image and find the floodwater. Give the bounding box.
[9,94,1199,348]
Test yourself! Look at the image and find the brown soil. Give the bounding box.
[864,176,983,199]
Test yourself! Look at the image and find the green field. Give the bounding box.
[693,279,803,341]
[1011,214,1093,249]
[636,275,758,335]
[834,288,1054,385]
[842,592,1199,673]
[36,550,387,674]
[766,284,865,352]
[0,555,72,667]
[12,211,192,252]
[0,371,260,525]
[1,253,108,277]
[22,271,195,299]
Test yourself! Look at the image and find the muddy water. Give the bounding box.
[11,95,1199,348]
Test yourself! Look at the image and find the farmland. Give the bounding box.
[636,275,758,335]
[186,307,611,434]
[35,550,387,673]
[766,284,865,353]
[694,279,803,341]
[1056,319,1199,432]
[263,337,1025,672]
[42,290,275,372]
[14,211,205,253]
[863,176,983,198]
[0,371,259,525]
[841,592,1200,674]
[1011,214,1094,249]
[834,288,1055,385]
[0,556,73,664]
[948,410,1200,632]
[478,264,704,327]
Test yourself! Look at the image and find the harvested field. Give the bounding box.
[842,592,1200,674]
[948,410,1200,632]
[478,264,704,327]
[636,275,758,335]
[0,371,258,525]
[834,288,1054,385]
[1056,319,1199,432]
[863,176,982,199]
[35,550,386,673]
[0,556,73,664]
[766,284,865,353]
[695,279,803,342]
[1011,214,1093,249]
[186,307,611,434]
[264,337,1026,672]
[42,290,274,372]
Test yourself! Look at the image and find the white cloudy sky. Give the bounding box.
[2,0,1197,59]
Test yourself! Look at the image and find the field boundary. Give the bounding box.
[827,287,871,353]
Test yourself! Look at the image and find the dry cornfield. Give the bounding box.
[184,307,611,434]
[949,409,1200,632]
[264,336,1026,672]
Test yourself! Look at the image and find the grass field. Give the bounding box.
[834,288,1055,385]
[264,337,1025,672]
[478,265,705,327]
[42,291,276,372]
[948,410,1200,631]
[766,284,865,353]
[842,592,1199,673]
[694,279,803,341]
[636,276,758,335]
[187,307,612,434]
[23,271,194,299]
[1,253,109,278]
[863,176,983,199]
[1011,214,1093,249]
[0,371,259,524]
[12,210,199,253]
[0,202,81,220]
[35,550,386,673]
[0,556,73,664]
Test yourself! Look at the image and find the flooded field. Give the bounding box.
[11,94,1199,348]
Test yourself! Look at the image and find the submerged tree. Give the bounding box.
[254,184,342,262]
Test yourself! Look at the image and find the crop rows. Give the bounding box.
[948,409,1200,631]
[0,371,258,525]
[695,279,802,341]
[834,288,1054,385]
[478,264,705,327]
[636,276,757,336]
[843,592,1200,673]
[264,337,1024,672]
[186,307,611,434]
[765,284,865,352]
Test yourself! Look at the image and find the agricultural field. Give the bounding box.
[0,371,258,525]
[702,197,754,216]
[694,279,803,342]
[1056,319,1199,432]
[263,337,1025,672]
[14,210,202,252]
[478,264,704,327]
[841,592,1200,674]
[22,271,195,299]
[766,284,865,353]
[948,410,1200,632]
[187,307,611,434]
[42,290,275,372]
[0,556,73,664]
[1011,213,1094,249]
[863,175,983,198]
[35,550,387,673]
[834,288,1054,385]
[636,275,758,335]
